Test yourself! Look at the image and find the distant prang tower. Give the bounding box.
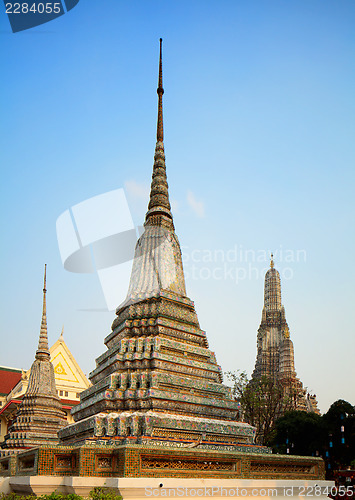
[251,255,319,414]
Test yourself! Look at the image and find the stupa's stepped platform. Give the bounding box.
[60,410,256,447]
[109,292,209,348]
[89,336,221,386]
[61,295,252,444]
[68,289,237,432]
[63,295,248,444]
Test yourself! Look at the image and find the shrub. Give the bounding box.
[0,487,122,500]
[89,487,122,500]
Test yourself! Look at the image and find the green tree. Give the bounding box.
[323,400,355,473]
[225,370,249,400]
[270,410,326,456]
[226,371,298,445]
[270,399,355,476]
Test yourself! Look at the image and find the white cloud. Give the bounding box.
[187,191,205,218]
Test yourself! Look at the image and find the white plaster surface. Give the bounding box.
[6,477,334,499]
[0,477,11,494]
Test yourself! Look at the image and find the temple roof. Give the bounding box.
[0,368,22,396]
[50,329,91,390]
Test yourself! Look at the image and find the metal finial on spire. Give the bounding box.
[36,264,50,360]
[157,37,164,142]
[270,253,274,269]
[43,263,47,312]
[43,264,47,293]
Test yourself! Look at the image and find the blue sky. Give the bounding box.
[1,0,354,414]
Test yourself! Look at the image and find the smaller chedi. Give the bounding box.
[0,266,66,455]
[0,331,91,443]
[251,254,319,414]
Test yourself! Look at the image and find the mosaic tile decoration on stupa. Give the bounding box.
[58,39,260,453]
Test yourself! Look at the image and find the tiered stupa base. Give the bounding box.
[58,290,257,451]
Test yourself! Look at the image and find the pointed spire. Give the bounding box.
[59,325,64,342]
[270,253,274,268]
[36,264,50,361]
[145,38,174,230]
[157,37,164,142]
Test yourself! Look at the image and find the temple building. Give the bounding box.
[0,41,325,483]
[59,39,256,450]
[251,255,319,414]
[0,267,90,453]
